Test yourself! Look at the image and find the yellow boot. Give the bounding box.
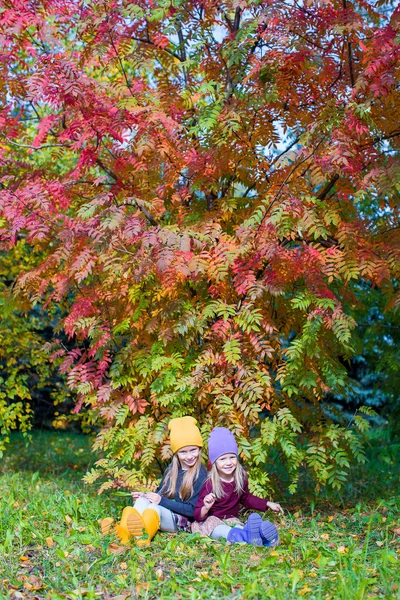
[128,508,160,547]
[114,522,131,545]
[120,506,140,530]
[114,506,141,544]
[124,508,147,538]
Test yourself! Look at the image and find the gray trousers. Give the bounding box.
[133,497,178,533]
[211,523,243,539]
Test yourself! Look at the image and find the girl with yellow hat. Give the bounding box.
[101,416,206,546]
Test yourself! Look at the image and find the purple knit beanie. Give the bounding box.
[208,428,238,464]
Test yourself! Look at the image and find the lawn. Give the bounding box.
[1,430,399,599]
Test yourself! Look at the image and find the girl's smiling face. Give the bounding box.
[215,453,238,479]
[176,446,200,470]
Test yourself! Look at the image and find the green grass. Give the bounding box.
[1,430,399,599]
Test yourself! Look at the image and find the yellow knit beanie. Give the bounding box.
[168,416,203,453]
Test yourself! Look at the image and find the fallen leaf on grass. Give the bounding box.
[108,542,125,555]
[26,576,43,591]
[337,546,349,554]
[298,585,312,595]
[327,516,334,523]
[393,528,400,535]
[155,568,163,580]
[45,537,54,548]
[19,556,30,563]
[321,533,330,541]
[376,541,384,547]
[119,563,128,570]
[71,588,89,597]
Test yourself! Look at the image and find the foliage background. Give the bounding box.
[0,0,399,493]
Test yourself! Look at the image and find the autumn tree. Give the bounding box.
[0,0,399,493]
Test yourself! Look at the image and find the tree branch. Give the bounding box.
[1,135,69,151]
[258,137,326,230]
[108,31,134,97]
[95,158,158,226]
[317,174,340,200]
[131,36,182,61]
[359,130,400,149]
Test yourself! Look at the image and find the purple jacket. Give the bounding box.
[193,477,268,521]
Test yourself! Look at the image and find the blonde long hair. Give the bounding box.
[159,451,202,501]
[209,460,246,499]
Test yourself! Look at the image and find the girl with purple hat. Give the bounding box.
[192,427,283,546]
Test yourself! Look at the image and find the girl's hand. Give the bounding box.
[132,491,146,499]
[203,493,216,509]
[144,492,162,504]
[267,501,284,514]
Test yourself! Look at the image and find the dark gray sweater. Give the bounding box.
[156,464,207,519]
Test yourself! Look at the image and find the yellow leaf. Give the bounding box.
[327,516,334,523]
[65,514,72,523]
[298,585,312,595]
[45,537,54,548]
[120,562,128,570]
[337,546,349,554]
[321,533,330,540]
[19,556,30,562]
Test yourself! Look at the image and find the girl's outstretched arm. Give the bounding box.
[240,477,269,512]
[266,501,284,514]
